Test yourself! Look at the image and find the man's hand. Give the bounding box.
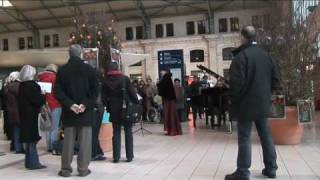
[79,104,86,113]
[70,104,80,114]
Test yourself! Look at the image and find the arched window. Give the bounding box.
[190,50,204,62]
[222,47,235,61]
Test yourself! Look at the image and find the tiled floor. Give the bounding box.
[0,114,320,180]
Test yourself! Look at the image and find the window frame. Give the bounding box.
[53,34,59,47]
[18,37,25,50]
[186,21,195,35]
[219,18,228,33]
[136,26,143,40]
[44,35,51,48]
[125,27,134,41]
[222,47,235,61]
[197,20,206,34]
[27,36,33,49]
[190,49,205,63]
[155,24,164,38]
[3,38,8,51]
[230,17,239,32]
[166,23,174,37]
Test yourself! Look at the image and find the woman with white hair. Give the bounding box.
[38,64,61,154]
[3,71,24,153]
[18,65,46,170]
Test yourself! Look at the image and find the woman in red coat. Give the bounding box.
[37,64,62,153]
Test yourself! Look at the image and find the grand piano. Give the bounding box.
[197,65,231,131]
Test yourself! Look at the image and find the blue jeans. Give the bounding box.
[236,118,278,176]
[12,125,24,152]
[46,108,62,151]
[25,142,41,168]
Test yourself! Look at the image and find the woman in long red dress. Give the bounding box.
[158,69,182,136]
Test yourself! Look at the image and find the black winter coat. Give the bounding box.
[18,81,46,143]
[101,74,139,123]
[158,73,176,100]
[189,81,202,105]
[55,56,98,127]
[3,81,20,125]
[229,43,280,121]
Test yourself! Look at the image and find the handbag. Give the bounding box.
[121,77,142,123]
[102,108,110,124]
[39,105,52,131]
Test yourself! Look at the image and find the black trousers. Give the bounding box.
[237,118,278,176]
[92,110,104,158]
[112,121,133,160]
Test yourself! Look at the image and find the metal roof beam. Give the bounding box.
[39,0,63,25]
[61,0,84,18]
[136,0,151,39]
[0,23,10,32]
[0,6,38,32]
[19,1,100,12]
[207,0,215,34]
[104,0,119,21]
[2,1,211,26]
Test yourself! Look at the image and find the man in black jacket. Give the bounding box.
[55,44,98,177]
[225,26,279,180]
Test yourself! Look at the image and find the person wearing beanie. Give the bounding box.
[101,61,139,163]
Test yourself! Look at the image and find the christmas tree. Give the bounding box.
[68,16,121,69]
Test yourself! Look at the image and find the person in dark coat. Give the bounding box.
[225,26,280,180]
[3,71,24,153]
[101,62,139,163]
[18,65,46,170]
[189,76,202,128]
[1,76,13,149]
[158,69,182,136]
[55,44,98,177]
[91,71,106,161]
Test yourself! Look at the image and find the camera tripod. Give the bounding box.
[133,118,152,136]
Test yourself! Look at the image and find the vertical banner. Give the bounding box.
[82,48,99,69]
[297,99,314,124]
[110,48,121,70]
[269,95,286,119]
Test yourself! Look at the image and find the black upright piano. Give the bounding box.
[197,65,231,130]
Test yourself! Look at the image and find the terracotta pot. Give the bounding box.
[99,123,113,152]
[269,106,303,145]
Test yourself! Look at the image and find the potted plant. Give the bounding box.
[258,2,320,145]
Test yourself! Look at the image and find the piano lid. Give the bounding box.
[197,65,229,84]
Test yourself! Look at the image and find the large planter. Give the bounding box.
[269,106,303,145]
[99,123,113,152]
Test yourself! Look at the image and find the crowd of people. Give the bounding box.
[0,26,280,180]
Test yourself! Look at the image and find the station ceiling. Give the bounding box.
[0,0,271,34]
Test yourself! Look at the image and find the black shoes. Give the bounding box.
[126,158,133,162]
[79,170,91,177]
[262,169,277,179]
[92,155,107,161]
[27,165,47,170]
[225,172,249,180]
[113,158,133,163]
[58,171,71,178]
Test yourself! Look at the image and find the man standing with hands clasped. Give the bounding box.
[225,26,280,180]
[55,44,98,177]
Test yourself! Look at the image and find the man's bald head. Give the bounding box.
[240,25,256,43]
